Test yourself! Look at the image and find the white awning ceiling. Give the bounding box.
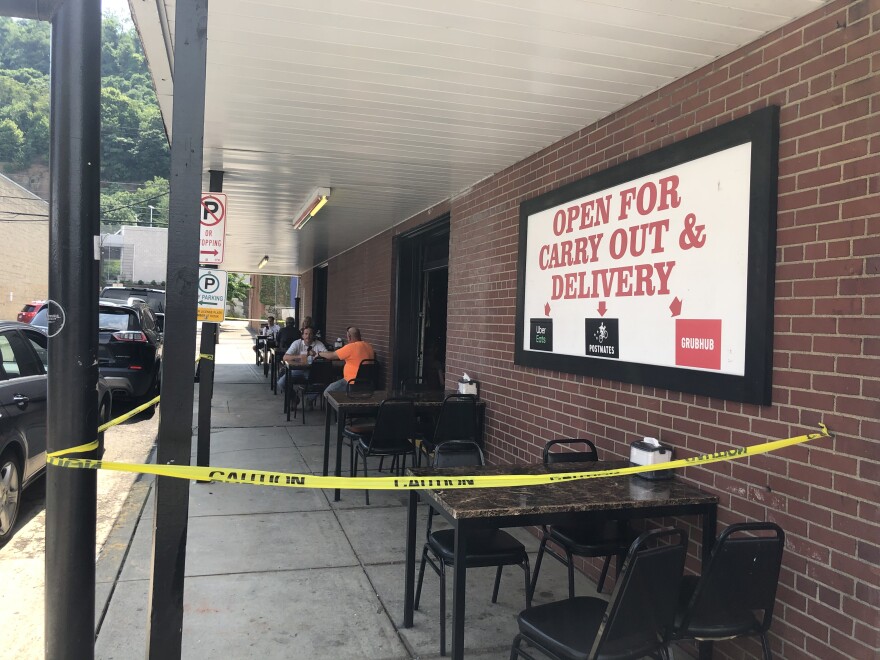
[130,0,827,275]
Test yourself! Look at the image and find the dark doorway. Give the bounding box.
[312,265,328,341]
[393,216,449,389]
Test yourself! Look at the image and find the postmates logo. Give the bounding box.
[530,318,553,351]
[675,319,721,370]
[585,318,619,359]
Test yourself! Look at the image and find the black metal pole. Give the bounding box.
[146,0,209,657]
[45,0,101,657]
[196,170,222,470]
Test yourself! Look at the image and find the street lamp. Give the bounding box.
[148,204,156,227]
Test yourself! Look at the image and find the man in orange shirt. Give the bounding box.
[318,326,375,395]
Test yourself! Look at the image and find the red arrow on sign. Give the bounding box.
[597,301,607,317]
[200,249,219,256]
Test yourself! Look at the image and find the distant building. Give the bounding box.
[101,225,168,286]
[0,173,48,320]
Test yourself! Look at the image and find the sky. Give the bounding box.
[102,0,133,24]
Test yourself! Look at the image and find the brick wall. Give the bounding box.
[0,220,48,320]
[323,2,878,657]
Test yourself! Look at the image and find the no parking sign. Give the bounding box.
[200,193,227,264]
[197,268,227,322]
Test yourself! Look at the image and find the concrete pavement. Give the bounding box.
[93,321,592,659]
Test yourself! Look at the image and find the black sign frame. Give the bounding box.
[514,107,778,405]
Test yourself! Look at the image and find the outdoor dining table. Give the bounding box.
[402,461,719,660]
[322,389,486,501]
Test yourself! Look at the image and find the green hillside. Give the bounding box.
[0,15,169,229]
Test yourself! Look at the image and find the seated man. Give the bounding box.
[318,326,375,395]
[275,316,301,354]
[253,315,281,362]
[278,327,327,403]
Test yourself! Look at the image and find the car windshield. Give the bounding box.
[99,308,137,331]
[31,307,48,329]
[101,288,164,314]
[23,304,36,312]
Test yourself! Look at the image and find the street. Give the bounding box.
[0,399,159,660]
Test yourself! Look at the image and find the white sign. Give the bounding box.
[197,268,227,322]
[199,193,227,264]
[514,107,779,404]
[522,144,751,376]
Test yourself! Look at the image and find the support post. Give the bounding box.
[196,170,222,470]
[146,0,209,657]
[45,1,101,657]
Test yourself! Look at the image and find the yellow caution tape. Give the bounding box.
[48,424,832,490]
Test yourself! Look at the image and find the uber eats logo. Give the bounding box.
[529,318,553,352]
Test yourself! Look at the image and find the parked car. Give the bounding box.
[17,301,46,324]
[100,286,165,331]
[0,321,112,546]
[98,300,162,402]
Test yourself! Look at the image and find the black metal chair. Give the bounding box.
[671,522,785,660]
[530,439,636,599]
[289,358,336,423]
[415,440,532,656]
[355,358,379,387]
[510,527,688,660]
[417,393,478,465]
[344,397,417,504]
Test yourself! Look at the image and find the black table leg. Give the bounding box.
[323,403,332,476]
[334,410,345,501]
[403,490,418,628]
[697,504,718,660]
[451,523,468,660]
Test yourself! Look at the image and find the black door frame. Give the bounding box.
[392,215,449,389]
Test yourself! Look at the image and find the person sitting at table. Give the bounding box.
[275,316,300,353]
[253,314,281,360]
[279,326,327,406]
[318,326,374,396]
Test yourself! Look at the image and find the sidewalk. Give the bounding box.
[93,321,588,659]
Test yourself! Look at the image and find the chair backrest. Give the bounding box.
[346,377,375,399]
[356,359,379,387]
[369,398,417,449]
[678,522,785,635]
[542,439,598,464]
[433,440,484,468]
[433,393,477,443]
[400,377,432,395]
[590,527,688,660]
[307,358,337,385]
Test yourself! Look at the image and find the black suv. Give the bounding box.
[98,300,163,401]
[100,286,165,332]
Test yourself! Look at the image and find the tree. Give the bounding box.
[101,176,169,231]
[0,16,169,184]
[0,118,24,163]
[227,274,251,306]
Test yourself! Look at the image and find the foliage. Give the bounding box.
[226,274,252,304]
[100,176,169,231]
[0,16,168,186]
[0,118,24,163]
[259,276,291,308]
[0,18,49,74]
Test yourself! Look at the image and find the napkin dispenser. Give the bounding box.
[457,374,480,397]
[629,437,674,481]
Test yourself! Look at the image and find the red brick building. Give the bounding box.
[299,2,879,657]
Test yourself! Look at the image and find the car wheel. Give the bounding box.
[0,451,23,547]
